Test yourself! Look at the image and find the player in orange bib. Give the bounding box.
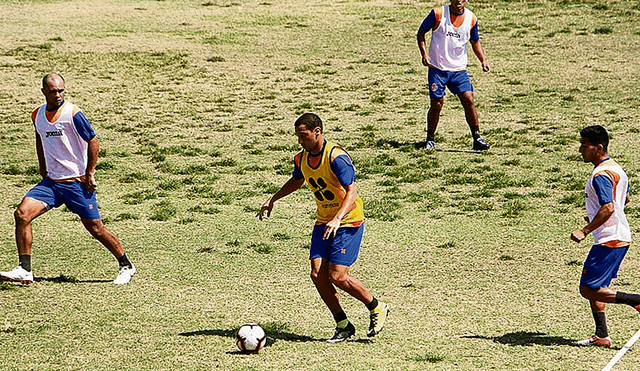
[0,74,135,285]
[258,113,389,343]
[416,0,490,151]
[572,125,640,348]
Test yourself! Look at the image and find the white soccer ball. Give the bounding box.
[235,323,266,354]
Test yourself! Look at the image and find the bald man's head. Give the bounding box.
[41,73,66,109]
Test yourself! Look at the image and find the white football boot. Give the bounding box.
[0,266,34,285]
[113,264,136,285]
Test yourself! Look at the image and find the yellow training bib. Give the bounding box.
[296,142,364,225]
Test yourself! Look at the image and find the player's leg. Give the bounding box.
[327,264,371,304]
[457,91,479,137]
[310,257,342,313]
[61,181,135,284]
[81,219,135,284]
[577,296,611,347]
[327,224,389,337]
[450,71,489,150]
[15,197,49,256]
[578,245,614,347]
[310,257,355,343]
[581,285,640,311]
[426,67,448,149]
[328,263,389,337]
[81,219,124,257]
[580,245,640,306]
[457,91,489,150]
[580,286,616,302]
[1,178,58,284]
[578,245,635,346]
[427,98,444,145]
[1,197,49,284]
[309,225,355,342]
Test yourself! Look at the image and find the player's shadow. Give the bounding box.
[375,139,483,153]
[179,329,237,338]
[463,331,592,348]
[34,275,111,284]
[376,138,426,150]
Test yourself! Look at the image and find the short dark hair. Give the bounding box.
[42,73,64,88]
[580,125,609,152]
[294,112,323,132]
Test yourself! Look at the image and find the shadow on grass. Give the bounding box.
[179,328,236,337]
[463,332,589,347]
[34,275,111,284]
[179,328,318,343]
[435,148,485,154]
[178,328,373,345]
[378,139,484,153]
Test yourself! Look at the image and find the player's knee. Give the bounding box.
[14,207,31,225]
[430,99,444,111]
[83,221,106,238]
[580,285,594,299]
[310,268,322,283]
[328,270,346,286]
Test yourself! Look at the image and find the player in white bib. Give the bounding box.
[417,0,490,151]
[0,74,135,285]
[571,125,640,348]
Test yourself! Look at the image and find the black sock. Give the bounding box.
[332,310,347,324]
[117,253,132,268]
[367,297,379,311]
[593,311,608,338]
[615,291,640,307]
[19,255,31,272]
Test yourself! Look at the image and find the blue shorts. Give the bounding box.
[428,68,474,99]
[25,177,101,220]
[310,224,364,267]
[580,245,629,289]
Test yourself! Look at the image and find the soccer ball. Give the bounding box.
[235,324,266,354]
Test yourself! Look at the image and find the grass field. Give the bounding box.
[1,0,640,370]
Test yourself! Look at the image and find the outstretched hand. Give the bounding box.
[257,200,273,221]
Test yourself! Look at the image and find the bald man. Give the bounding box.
[1,74,135,285]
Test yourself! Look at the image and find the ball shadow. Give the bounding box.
[179,328,374,345]
[178,328,320,346]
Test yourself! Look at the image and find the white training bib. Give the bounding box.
[428,5,473,72]
[34,102,89,180]
[585,159,632,245]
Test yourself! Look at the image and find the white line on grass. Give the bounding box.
[601,328,640,371]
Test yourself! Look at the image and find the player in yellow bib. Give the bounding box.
[258,113,389,343]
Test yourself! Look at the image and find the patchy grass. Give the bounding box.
[0,0,639,370]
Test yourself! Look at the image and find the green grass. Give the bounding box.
[1,0,640,370]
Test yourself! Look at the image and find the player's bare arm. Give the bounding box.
[323,183,358,240]
[416,27,430,66]
[35,134,47,178]
[571,202,614,242]
[257,177,305,220]
[85,137,99,193]
[470,40,490,72]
